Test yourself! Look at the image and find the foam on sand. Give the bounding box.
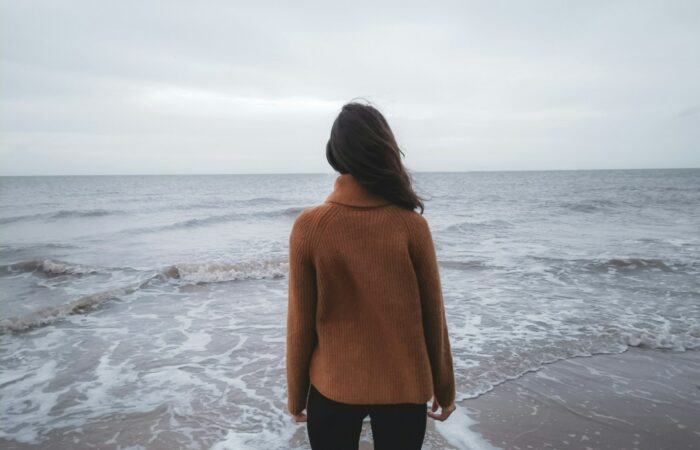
[434,406,502,450]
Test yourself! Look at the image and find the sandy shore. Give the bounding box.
[451,349,700,450]
[2,349,698,449]
[348,349,700,450]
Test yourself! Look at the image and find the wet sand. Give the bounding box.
[2,349,698,449]
[458,349,700,450]
[329,349,700,450]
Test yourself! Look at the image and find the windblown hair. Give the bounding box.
[325,100,426,213]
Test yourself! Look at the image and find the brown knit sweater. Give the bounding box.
[286,173,456,415]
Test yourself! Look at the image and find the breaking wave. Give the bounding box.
[163,259,288,283]
[0,257,290,333]
[0,278,156,334]
[0,259,103,277]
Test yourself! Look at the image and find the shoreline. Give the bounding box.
[445,348,700,450]
[2,348,698,449]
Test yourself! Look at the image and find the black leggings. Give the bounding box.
[306,384,427,450]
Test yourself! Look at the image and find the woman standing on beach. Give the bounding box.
[286,101,456,450]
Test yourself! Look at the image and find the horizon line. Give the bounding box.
[0,167,698,177]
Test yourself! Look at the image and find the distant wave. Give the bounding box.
[0,243,79,256]
[557,199,617,213]
[553,198,691,213]
[258,206,306,218]
[440,260,492,271]
[239,197,289,205]
[51,209,120,219]
[158,213,245,230]
[172,206,302,228]
[597,258,673,270]
[0,208,124,225]
[441,219,513,234]
[123,206,305,234]
[0,205,304,228]
[0,213,45,224]
[533,256,698,273]
[584,257,698,273]
[0,257,290,333]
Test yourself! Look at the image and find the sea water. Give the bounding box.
[1,170,698,449]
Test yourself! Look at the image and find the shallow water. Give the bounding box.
[1,170,699,448]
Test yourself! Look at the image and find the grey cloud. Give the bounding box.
[1,0,699,175]
[676,106,700,118]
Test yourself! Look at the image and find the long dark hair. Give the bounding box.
[325,100,426,213]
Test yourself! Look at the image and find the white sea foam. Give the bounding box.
[0,258,103,277]
[435,406,503,450]
[164,259,288,283]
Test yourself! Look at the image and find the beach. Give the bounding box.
[4,349,697,450]
[460,348,700,450]
[1,170,698,449]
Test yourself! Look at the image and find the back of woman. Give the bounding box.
[286,101,456,450]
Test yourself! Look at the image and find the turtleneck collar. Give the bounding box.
[324,173,391,208]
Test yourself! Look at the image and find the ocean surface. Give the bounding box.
[1,170,699,449]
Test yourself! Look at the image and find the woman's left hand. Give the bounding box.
[291,411,307,423]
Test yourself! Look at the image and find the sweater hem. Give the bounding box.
[310,377,433,407]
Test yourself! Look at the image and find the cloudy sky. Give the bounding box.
[1,0,698,175]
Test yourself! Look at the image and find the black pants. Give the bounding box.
[306,384,427,450]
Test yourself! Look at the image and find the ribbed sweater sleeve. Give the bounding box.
[286,210,318,415]
[409,214,456,407]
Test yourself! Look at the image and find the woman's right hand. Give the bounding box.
[427,397,456,421]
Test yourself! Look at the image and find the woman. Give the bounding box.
[286,101,456,450]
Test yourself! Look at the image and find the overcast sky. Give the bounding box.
[1,0,698,175]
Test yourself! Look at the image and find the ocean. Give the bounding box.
[1,170,699,449]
